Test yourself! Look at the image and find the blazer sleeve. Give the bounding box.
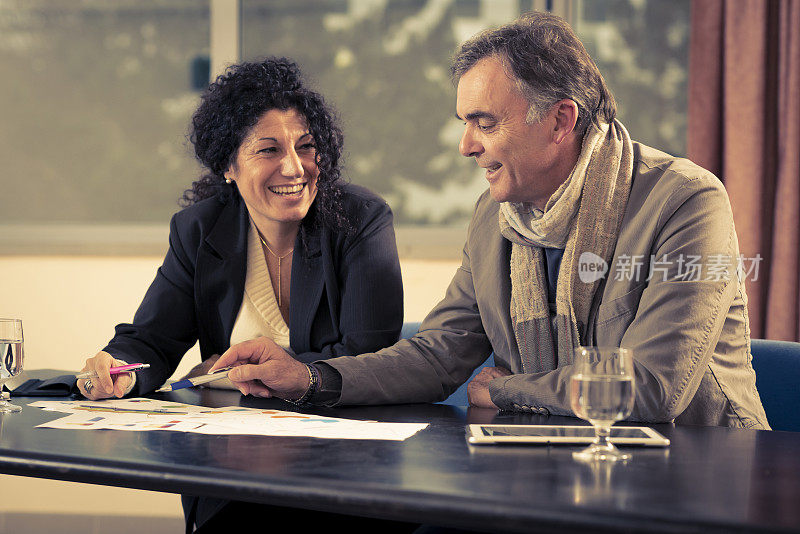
[102,212,200,394]
[488,173,742,422]
[293,196,404,361]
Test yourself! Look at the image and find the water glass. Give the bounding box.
[570,346,635,462]
[0,318,24,413]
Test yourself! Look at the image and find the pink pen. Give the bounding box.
[75,363,150,379]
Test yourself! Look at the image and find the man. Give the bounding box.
[214,12,769,429]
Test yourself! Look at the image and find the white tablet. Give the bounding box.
[467,424,670,447]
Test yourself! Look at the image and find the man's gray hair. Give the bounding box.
[451,12,616,135]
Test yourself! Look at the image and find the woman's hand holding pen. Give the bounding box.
[78,351,136,400]
[211,338,310,400]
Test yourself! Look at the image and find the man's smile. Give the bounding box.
[482,162,503,179]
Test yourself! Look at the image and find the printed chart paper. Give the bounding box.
[31,398,427,441]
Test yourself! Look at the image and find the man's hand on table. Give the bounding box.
[467,366,512,409]
[211,337,310,401]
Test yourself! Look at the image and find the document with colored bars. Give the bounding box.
[31,398,427,441]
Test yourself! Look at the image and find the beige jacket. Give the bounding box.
[325,143,770,429]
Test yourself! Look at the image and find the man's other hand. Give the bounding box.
[467,366,512,409]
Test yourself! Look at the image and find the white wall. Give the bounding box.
[0,255,459,517]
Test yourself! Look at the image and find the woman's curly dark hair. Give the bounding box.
[183,57,348,231]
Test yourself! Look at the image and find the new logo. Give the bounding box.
[578,252,608,283]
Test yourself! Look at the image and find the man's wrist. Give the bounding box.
[307,362,343,406]
[285,364,318,406]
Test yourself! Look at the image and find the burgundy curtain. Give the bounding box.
[688,0,800,341]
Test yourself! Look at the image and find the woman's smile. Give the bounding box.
[268,182,308,196]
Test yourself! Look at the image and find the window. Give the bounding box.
[242,0,512,229]
[1,0,690,257]
[0,0,209,253]
[573,0,689,156]
[240,0,690,258]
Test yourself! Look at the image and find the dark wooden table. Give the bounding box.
[1,375,798,533]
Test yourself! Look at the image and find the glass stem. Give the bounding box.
[595,424,612,448]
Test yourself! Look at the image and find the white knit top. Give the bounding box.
[229,220,293,354]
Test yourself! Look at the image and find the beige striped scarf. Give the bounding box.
[499,119,633,373]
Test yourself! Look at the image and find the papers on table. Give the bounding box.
[31,398,427,441]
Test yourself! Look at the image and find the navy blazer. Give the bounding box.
[104,183,403,395]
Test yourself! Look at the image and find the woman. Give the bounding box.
[77,57,407,532]
[77,57,403,404]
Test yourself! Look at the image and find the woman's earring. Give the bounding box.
[225,177,232,184]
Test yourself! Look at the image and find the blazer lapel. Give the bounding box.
[289,222,323,354]
[196,195,249,356]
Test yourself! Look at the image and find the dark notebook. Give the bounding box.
[9,375,78,397]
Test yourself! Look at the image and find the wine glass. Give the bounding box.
[570,346,635,462]
[0,318,24,413]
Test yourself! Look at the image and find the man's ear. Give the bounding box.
[551,99,579,144]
